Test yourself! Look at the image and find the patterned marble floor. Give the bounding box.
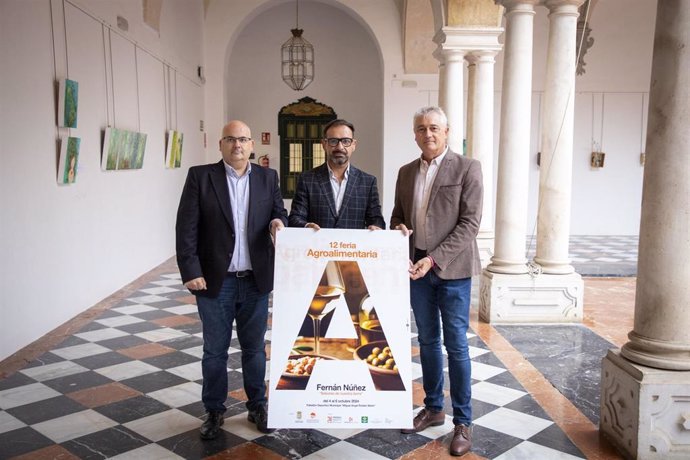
[526,235,638,277]
[0,236,638,459]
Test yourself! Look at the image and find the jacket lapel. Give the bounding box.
[210,160,234,229]
[339,166,360,217]
[428,150,456,208]
[317,164,338,218]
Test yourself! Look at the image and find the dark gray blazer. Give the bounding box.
[176,161,288,297]
[390,150,483,280]
[289,163,385,229]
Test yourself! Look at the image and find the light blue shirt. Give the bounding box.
[224,161,252,272]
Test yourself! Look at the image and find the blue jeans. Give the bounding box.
[410,271,472,426]
[196,274,269,413]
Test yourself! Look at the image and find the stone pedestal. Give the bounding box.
[478,271,583,323]
[601,350,690,459]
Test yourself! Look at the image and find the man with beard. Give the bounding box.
[288,119,385,230]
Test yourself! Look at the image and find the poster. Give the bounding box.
[268,228,413,429]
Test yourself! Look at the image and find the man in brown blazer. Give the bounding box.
[391,106,482,457]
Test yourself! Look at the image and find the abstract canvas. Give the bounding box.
[58,78,79,128]
[102,127,147,170]
[57,136,80,184]
[165,130,183,168]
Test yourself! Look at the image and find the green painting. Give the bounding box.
[58,78,78,128]
[166,130,183,168]
[58,136,80,184]
[102,127,147,170]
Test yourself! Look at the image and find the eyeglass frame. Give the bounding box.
[222,136,252,144]
[324,137,354,147]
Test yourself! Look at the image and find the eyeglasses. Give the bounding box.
[325,138,354,147]
[222,136,252,144]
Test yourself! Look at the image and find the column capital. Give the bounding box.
[541,0,585,13]
[465,50,499,64]
[496,0,538,14]
[433,48,466,64]
[433,26,504,54]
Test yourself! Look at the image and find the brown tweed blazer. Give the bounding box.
[390,149,483,280]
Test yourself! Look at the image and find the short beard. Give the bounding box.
[329,153,348,166]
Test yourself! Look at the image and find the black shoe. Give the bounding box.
[200,411,224,440]
[248,405,274,433]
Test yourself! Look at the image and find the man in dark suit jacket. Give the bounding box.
[391,107,482,457]
[176,120,287,439]
[288,119,385,230]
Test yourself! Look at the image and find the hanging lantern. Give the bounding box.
[281,1,314,91]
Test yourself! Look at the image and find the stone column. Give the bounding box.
[601,1,690,458]
[534,0,583,275]
[479,0,536,322]
[485,0,536,275]
[437,50,465,153]
[480,0,583,323]
[467,52,498,267]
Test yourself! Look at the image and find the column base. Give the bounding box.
[477,232,494,268]
[601,349,690,459]
[478,270,583,323]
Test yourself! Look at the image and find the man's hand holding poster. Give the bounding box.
[268,228,412,429]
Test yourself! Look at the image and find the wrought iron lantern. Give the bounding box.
[281,0,314,91]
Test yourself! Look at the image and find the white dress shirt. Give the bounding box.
[327,163,350,214]
[413,147,448,250]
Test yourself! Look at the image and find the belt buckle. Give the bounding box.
[236,270,250,278]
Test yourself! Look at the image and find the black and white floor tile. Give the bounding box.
[1,272,585,459]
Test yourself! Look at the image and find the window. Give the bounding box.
[278,97,336,198]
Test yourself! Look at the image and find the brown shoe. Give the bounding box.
[401,407,445,434]
[450,424,472,456]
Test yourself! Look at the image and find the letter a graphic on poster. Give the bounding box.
[276,260,405,391]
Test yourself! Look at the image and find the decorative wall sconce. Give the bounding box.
[591,151,605,168]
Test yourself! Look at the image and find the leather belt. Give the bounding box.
[227,270,252,278]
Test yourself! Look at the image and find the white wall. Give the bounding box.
[0,0,205,361]
[224,1,383,184]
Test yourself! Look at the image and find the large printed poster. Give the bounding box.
[269,228,413,429]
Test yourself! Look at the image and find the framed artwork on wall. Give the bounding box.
[102,127,147,170]
[57,136,80,184]
[58,78,79,128]
[591,151,605,168]
[165,130,183,168]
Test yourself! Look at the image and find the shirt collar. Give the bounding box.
[327,162,350,181]
[223,160,251,179]
[420,146,449,167]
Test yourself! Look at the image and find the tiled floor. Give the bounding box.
[0,236,638,459]
[526,235,638,277]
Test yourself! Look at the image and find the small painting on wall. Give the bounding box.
[591,151,605,168]
[58,78,79,128]
[57,136,80,184]
[102,127,147,170]
[165,130,183,168]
